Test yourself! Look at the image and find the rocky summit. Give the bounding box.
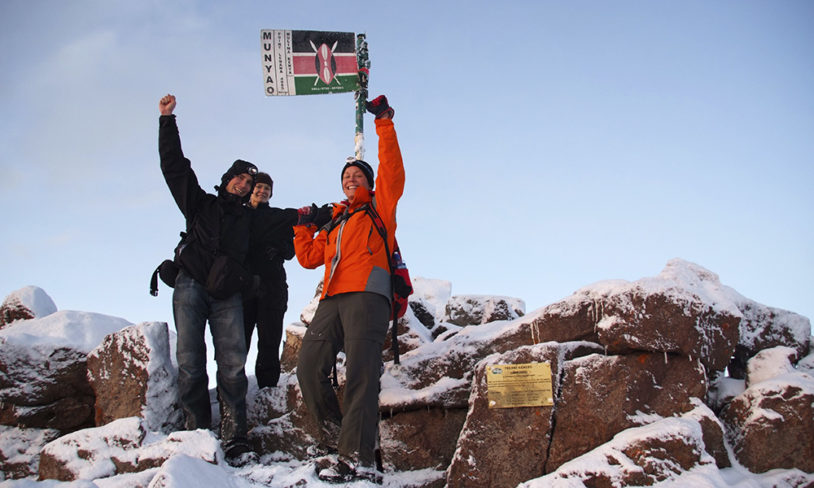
[0,259,812,487]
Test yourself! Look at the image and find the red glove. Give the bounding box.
[366,95,394,119]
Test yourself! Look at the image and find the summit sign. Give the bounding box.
[261,30,359,96]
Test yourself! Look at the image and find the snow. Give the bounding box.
[573,258,743,321]
[2,286,57,319]
[0,309,131,354]
[746,346,797,386]
[1,269,812,487]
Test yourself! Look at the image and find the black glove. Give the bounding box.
[297,203,319,226]
[313,204,334,228]
[366,95,394,119]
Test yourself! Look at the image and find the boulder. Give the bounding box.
[0,286,57,328]
[0,344,95,432]
[380,407,467,472]
[728,299,811,379]
[248,372,330,460]
[86,322,183,433]
[382,307,432,363]
[0,425,60,480]
[280,325,305,373]
[39,416,147,481]
[538,260,741,375]
[38,416,221,481]
[545,351,708,471]
[721,348,814,473]
[522,402,728,487]
[444,295,525,326]
[0,308,131,433]
[447,343,563,488]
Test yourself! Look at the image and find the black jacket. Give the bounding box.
[247,203,297,285]
[159,115,251,286]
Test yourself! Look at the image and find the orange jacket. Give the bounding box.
[294,118,405,301]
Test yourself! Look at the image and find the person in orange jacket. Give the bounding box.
[293,95,404,484]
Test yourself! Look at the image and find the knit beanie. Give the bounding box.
[255,172,273,197]
[255,172,272,187]
[218,159,258,200]
[341,159,374,189]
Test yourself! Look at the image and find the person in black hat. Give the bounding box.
[242,172,299,389]
[158,94,256,467]
[293,95,404,484]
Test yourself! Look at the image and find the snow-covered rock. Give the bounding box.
[0,286,57,328]
[0,426,60,480]
[38,417,220,482]
[443,294,525,327]
[532,259,742,374]
[720,347,814,473]
[1,261,812,487]
[521,402,729,487]
[0,309,131,433]
[86,322,183,434]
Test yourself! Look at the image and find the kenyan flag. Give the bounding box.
[261,30,359,96]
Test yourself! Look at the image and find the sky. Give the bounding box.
[2,0,813,351]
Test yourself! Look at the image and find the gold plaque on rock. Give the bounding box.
[486,362,554,408]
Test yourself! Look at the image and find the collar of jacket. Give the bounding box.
[333,189,374,218]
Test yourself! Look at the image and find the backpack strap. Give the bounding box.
[362,202,401,365]
[321,200,402,364]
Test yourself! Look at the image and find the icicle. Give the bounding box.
[664,351,668,364]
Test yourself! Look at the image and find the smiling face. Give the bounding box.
[342,165,371,202]
[250,182,272,207]
[226,173,254,197]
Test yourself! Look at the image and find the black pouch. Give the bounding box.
[150,259,179,296]
[205,254,251,299]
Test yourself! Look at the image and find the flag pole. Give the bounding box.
[354,33,370,161]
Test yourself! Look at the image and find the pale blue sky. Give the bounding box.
[2,0,812,347]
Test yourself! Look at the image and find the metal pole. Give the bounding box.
[354,33,370,161]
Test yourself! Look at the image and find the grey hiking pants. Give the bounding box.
[297,291,390,467]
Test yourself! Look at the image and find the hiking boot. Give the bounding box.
[316,456,382,485]
[223,439,257,467]
[316,456,355,483]
[354,464,383,484]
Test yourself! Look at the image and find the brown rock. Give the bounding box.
[86,322,182,433]
[529,403,727,486]
[447,343,562,488]
[525,297,602,344]
[728,301,811,379]
[0,346,94,432]
[382,314,424,362]
[595,291,740,374]
[0,302,35,328]
[409,298,436,329]
[444,295,525,326]
[279,325,305,373]
[380,407,467,472]
[545,352,707,472]
[721,371,814,473]
[0,286,56,329]
[38,417,146,481]
[0,426,60,480]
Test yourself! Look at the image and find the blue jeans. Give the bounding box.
[173,270,248,443]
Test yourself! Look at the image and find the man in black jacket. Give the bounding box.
[158,93,255,466]
[243,172,298,388]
